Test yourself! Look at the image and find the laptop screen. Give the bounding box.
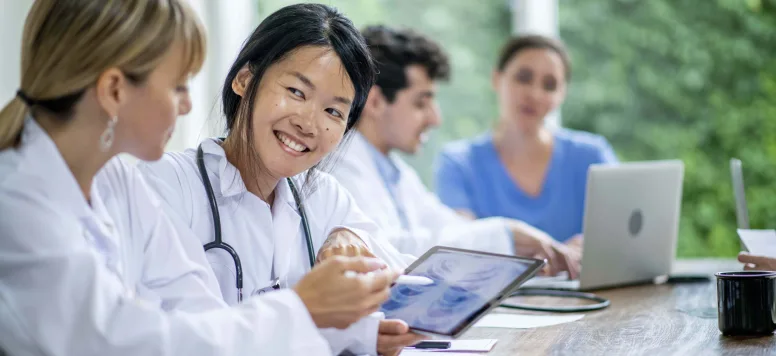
[730,158,750,229]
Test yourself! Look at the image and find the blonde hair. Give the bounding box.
[0,0,206,149]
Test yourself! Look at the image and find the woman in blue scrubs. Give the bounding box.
[434,35,617,249]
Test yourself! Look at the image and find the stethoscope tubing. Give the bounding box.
[197,141,315,303]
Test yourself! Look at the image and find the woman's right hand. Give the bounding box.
[293,256,399,329]
[738,252,776,271]
[507,220,581,279]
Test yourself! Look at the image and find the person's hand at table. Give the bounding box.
[507,220,581,279]
[738,252,776,271]
[565,233,584,255]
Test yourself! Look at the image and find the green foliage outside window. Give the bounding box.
[559,0,776,257]
[258,0,776,257]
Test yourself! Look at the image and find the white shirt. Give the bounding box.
[0,119,332,356]
[330,132,516,257]
[138,138,414,355]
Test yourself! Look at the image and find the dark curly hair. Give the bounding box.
[361,25,450,102]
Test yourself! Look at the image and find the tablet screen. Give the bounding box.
[380,248,539,336]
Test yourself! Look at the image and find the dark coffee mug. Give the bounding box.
[716,271,776,336]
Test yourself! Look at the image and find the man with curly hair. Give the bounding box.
[330,25,579,278]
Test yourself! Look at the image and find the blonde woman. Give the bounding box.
[0,1,397,355]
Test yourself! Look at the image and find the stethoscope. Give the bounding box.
[196,140,316,303]
[196,139,609,312]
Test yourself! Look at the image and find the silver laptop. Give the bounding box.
[522,160,685,291]
[730,158,751,252]
[730,158,749,230]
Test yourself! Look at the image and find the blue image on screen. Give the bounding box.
[380,250,531,334]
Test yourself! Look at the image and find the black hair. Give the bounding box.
[220,3,375,199]
[496,34,572,81]
[361,25,450,102]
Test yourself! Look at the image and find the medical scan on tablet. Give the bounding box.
[380,247,542,337]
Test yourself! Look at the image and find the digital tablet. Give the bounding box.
[379,246,545,338]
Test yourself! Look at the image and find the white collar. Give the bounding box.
[20,118,100,220]
[350,131,404,180]
[18,118,123,272]
[197,138,299,210]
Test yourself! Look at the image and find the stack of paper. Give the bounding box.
[473,313,585,329]
[397,313,586,355]
[737,229,776,257]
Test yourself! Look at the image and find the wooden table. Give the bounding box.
[461,259,776,356]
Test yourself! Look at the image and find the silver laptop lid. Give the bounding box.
[578,160,684,290]
[730,158,749,230]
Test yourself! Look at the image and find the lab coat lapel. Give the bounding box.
[271,178,303,288]
[20,118,90,218]
[21,119,135,296]
[86,184,126,284]
[349,133,408,229]
[197,138,245,199]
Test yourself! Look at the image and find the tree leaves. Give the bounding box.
[560,0,776,257]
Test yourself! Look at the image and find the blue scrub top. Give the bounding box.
[434,129,618,243]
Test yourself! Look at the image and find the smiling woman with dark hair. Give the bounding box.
[139,4,422,356]
[435,34,618,252]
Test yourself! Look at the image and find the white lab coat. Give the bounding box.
[138,138,415,355]
[330,133,516,257]
[0,119,332,356]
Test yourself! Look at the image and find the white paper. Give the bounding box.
[401,339,497,354]
[473,313,584,329]
[737,229,776,257]
[400,352,483,356]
